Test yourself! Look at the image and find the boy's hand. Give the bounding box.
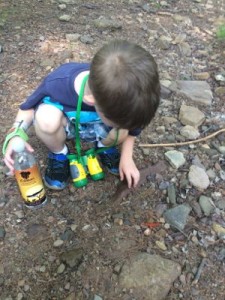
[3,137,34,175]
[119,156,140,188]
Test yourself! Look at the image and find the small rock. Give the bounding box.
[164,204,192,230]
[0,226,6,240]
[80,35,94,44]
[144,228,151,236]
[60,247,83,268]
[165,150,186,169]
[14,211,25,219]
[57,263,66,274]
[93,17,122,30]
[114,218,123,226]
[215,74,225,82]
[53,239,64,247]
[173,33,186,44]
[179,104,205,127]
[39,266,46,273]
[215,87,225,96]
[58,4,66,10]
[17,293,23,300]
[167,184,176,204]
[65,293,76,300]
[59,15,71,22]
[93,295,103,300]
[58,0,76,3]
[188,165,210,190]
[70,224,78,232]
[66,33,81,42]
[24,285,30,292]
[155,240,167,251]
[206,169,216,179]
[212,223,225,238]
[180,125,200,140]
[199,196,215,216]
[179,42,192,56]
[194,72,210,80]
[157,35,172,50]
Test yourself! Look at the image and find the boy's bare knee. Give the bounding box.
[34,104,64,134]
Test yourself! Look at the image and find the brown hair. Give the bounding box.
[89,40,160,130]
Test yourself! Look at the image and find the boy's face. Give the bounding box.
[83,93,118,128]
[95,106,118,128]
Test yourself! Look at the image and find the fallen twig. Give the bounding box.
[192,257,207,285]
[139,128,225,148]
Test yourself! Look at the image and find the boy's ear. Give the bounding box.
[84,94,95,105]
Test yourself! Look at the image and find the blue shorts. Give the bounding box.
[41,96,111,143]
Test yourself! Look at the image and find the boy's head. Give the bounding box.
[88,40,160,130]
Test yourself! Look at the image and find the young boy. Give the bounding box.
[2,40,160,189]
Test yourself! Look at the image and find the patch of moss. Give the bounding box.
[216,24,225,40]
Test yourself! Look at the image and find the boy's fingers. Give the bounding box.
[25,143,34,152]
[126,174,132,189]
[120,170,124,182]
[3,159,14,173]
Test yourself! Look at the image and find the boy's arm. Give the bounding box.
[13,108,34,129]
[119,135,140,188]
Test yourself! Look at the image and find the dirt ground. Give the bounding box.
[0,0,225,299]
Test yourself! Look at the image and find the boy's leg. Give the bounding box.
[34,104,67,152]
[34,104,70,190]
[97,129,128,175]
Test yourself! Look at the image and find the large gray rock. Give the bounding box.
[176,81,213,106]
[119,253,181,300]
[179,104,205,127]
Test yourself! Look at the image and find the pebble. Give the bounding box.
[212,223,225,238]
[199,196,215,216]
[59,15,71,22]
[167,184,176,204]
[144,228,151,236]
[93,17,122,30]
[180,125,200,140]
[188,165,210,190]
[164,204,192,230]
[53,239,64,247]
[66,33,81,42]
[14,211,25,219]
[39,266,46,273]
[165,150,186,169]
[0,226,6,240]
[57,263,66,274]
[93,295,103,300]
[155,240,167,251]
[17,293,23,300]
[24,285,30,292]
[80,35,94,44]
[58,4,66,10]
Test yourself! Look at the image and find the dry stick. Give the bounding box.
[192,258,207,285]
[139,128,225,148]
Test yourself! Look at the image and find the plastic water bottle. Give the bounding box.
[12,139,47,208]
